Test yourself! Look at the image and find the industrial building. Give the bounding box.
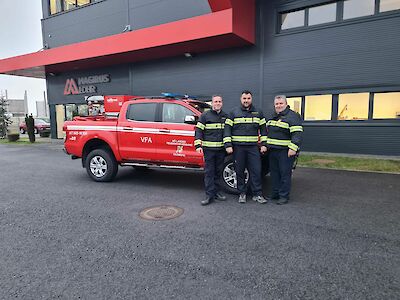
[0,0,399,155]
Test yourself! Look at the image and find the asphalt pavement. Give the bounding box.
[0,143,399,299]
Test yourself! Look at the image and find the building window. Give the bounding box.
[308,2,337,26]
[281,10,305,30]
[50,0,62,14]
[50,0,91,15]
[63,0,76,10]
[304,95,332,121]
[343,0,375,19]
[77,0,91,6]
[373,92,400,119]
[338,93,369,120]
[379,0,400,12]
[78,104,89,116]
[279,0,400,32]
[287,97,302,115]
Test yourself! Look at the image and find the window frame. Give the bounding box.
[126,102,159,122]
[307,2,339,27]
[49,0,93,15]
[304,94,334,122]
[161,102,197,124]
[372,91,400,120]
[276,0,400,34]
[282,89,400,124]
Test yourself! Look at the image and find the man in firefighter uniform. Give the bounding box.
[195,95,228,206]
[224,90,268,204]
[266,95,303,205]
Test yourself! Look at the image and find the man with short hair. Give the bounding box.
[195,95,228,206]
[224,90,268,204]
[266,95,303,205]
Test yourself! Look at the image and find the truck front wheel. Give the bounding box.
[85,149,118,182]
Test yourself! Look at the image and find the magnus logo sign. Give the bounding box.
[64,74,111,95]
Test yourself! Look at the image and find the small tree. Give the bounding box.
[0,96,12,138]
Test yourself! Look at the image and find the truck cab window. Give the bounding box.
[162,103,193,123]
[127,103,157,121]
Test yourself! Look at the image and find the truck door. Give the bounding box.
[118,102,158,161]
[155,103,203,165]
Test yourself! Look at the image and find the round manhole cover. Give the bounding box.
[139,205,184,221]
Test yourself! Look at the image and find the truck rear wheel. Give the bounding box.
[221,154,269,194]
[85,149,118,182]
[221,156,249,194]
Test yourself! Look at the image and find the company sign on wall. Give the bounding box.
[63,74,111,95]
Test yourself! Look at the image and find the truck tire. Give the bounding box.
[85,149,118,182]
[221,154,269,194]
[221,156,249,195]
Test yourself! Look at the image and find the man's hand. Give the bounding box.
[226,147,233,154]
[288,149,297,157]
[196,148,203,154]
[260,146,267,154]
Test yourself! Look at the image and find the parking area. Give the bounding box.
[0,143,399,299]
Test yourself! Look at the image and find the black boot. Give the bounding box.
[277,198,289,205]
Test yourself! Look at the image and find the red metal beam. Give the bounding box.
[0,0,255,78]
[208,0,232,12]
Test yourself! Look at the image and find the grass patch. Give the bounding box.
[298,154,400,173]
[0,137,46,145]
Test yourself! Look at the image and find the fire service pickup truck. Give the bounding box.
[63,94,269,193]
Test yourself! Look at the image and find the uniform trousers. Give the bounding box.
[269,148,295,200]
[203,149,225,198]
[233,145,262,196]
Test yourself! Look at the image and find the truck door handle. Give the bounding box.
[159,129,170,133]
[123,127,133,131]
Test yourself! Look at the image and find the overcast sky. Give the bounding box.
[0,0,46,115]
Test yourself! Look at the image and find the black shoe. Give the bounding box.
[214,193,226,201]
[201,197,212,206]
[277,198,289,205]
[269,195,279,202]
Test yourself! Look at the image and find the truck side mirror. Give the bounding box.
[184,115,198,124]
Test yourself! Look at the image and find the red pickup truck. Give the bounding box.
[63,95,269,193]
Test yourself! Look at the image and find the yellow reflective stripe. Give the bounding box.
[196,122,205,130]
[194,139,202,146]
[259,118,266,126]
[267,120,289,129]
[288,142,299,151]
[202,141,224,147]
[205,123,224,129]
[223,137,232,143]
[260,136,268,142]
[290,126,303,133]
[266,138,290,146]
[233,117,260,124]
[225,118,234,126]
[232,136,259,142]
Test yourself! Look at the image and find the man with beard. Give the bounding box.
[224,91,268,204]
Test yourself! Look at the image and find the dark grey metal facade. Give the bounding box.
[42,0,400,155]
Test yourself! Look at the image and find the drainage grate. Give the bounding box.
[139,205,184,221]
